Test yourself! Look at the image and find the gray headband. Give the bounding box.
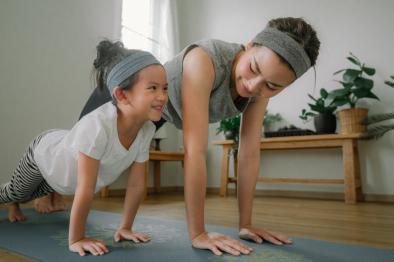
[106,50,161,95]
[252,27,311,78]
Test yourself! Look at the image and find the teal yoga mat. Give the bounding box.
[0,209,393,261]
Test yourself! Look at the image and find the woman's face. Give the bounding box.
[233,45,296,98]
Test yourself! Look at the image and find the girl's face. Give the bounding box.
[123,64,168,121]
[233,45,296,98]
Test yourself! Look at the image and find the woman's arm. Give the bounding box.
[181,48,251,256]
[237,97,292,245]
[181,47,212,239]
[68,152,109,256]
[114,162,150,243]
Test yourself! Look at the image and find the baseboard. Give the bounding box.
[104,186,394,203]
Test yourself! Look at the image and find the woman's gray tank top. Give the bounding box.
[162,39,254,129]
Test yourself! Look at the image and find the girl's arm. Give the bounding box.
[237,96,292,245]
[114,162,150,243]
[68,152,109,256]
[181,47,250,256]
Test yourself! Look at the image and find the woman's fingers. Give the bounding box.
[214,240,240,256]
[223,239,252,254]
[239,228,263,243]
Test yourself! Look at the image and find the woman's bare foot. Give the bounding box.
[51,192,66,211]
[8,203,26,222]
[33,194,54,213]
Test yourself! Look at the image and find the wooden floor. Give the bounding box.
[1,193,394,261]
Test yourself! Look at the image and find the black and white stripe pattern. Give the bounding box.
[0,131,54,204]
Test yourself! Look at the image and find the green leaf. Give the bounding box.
[332,97,350,107]
[320,88,328,99]
[328,88,351,98]
[385,81,394,87]
[324,106,337,113]
[343,69,362,83]
[347,56,360,66]
[354,77,373,89]
[362,66,376,76]
[365,91,380,100]
[338,81,353,89]
[333,69,346,75]
[349,52,361,64]
[390,75,394,80]
[309,104,323,113]
[352,88,380,100]
[307,94,317,102]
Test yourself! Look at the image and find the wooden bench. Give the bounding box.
[143,150,184,197]
[212,134,363,204]
[100,150,184,198]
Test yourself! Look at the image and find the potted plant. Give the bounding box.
[327,53,379,134]
[263,111,283,132]
[361,78,394,139]
[361,112,394,139]
[299,88,337,134]
[216,114,241,141]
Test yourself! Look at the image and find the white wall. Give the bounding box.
[0,0,122,184]
[177,0,394,195]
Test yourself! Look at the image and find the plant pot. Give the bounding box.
[224,130,235,140]
[337,108,368,134]
[313,113,337,134]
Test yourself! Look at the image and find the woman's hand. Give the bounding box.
[69,238,109,256]
[191,231,252,256]
[114,228,151,243]
[239,226,292,245]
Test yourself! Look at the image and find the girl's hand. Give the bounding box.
[191,231,252,256]
[114,228,151,243]
[239,226,293,245]
[69,238,109,256]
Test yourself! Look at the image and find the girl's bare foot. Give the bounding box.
[8,203,26,222]
[51,192,66,211]
[33,194,54,213]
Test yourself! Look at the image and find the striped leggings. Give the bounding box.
[0,132,54,204]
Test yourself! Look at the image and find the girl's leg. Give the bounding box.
[0,133,54,221]
[7,203,26,222]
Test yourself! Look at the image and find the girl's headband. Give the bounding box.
[106,50,161,95]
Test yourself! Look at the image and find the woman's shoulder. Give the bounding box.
[193,39,243,59]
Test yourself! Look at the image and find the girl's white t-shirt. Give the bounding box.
[33,102,155,195]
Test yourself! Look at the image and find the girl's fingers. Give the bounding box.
[95,241,109,253]
[209,245,223,256]
[77,246,85,256]
[137,234,150,242]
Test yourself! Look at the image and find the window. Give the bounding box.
[121,0,179,63]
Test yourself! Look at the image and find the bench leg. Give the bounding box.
[144,161,149,199]
[153,161,161,193]
[100,186,109,198]
[220,145,231,197]
[343,140,363,204]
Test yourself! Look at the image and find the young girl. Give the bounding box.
[42,17,320,256]
[0,40,168,256]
